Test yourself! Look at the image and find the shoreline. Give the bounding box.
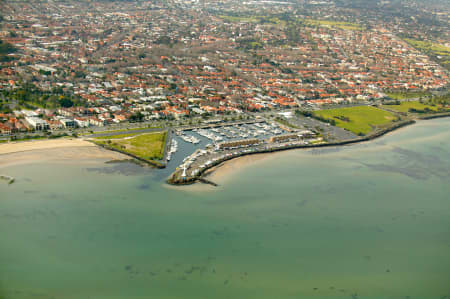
[1,114,449,184]
[0,138,128,169]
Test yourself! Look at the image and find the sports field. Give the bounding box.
[94,131,167,161]
[313,106,397,135]
[382,101,439,113]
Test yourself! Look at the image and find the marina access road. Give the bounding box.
[84,127,167,138]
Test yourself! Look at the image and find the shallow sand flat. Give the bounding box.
[0,139,127,168]
[204,152,277,183]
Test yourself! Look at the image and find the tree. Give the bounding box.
[130,111,144,122]
[0,39,17,62]
[60,97,74,108]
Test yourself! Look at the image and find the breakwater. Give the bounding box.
[198,178,219,186]
[418,112,450,120]
[167,119,416,186]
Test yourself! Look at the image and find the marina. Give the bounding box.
[165,119,320,184]
[157,120,300,180]
[178,134,201,144]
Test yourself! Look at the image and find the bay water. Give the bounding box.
[0,118,449,298]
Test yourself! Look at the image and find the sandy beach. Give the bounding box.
[0,138,127,168]
[0,138,97,155]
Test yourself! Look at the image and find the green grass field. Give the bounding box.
[386,91,432,100]
[404,38,450,56]
[94,132,167,161]
[313,106,397,135]
[403,38,450,70]
[382,101,439,113]
[305,19,364,30]
[219,16,363,30]
[219,15,260,23]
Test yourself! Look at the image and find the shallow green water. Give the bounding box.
[0,119,449,299]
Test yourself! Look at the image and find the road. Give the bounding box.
[84,127,168,138]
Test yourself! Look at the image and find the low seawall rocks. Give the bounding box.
[417,112,450,120]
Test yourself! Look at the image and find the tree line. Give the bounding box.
[0,83,86,113]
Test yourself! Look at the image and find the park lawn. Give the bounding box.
[386,91,432,100]
[313,106,397,135]
[441,59,450,68]
[382,101,439,113]
[404,38,450,56]
[305,19,364,30]
[309,138,325,145]
[219,15,260,23]
[95,131,167,161]
[403,38,450,70]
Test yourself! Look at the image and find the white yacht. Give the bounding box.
[167,139,178,161]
